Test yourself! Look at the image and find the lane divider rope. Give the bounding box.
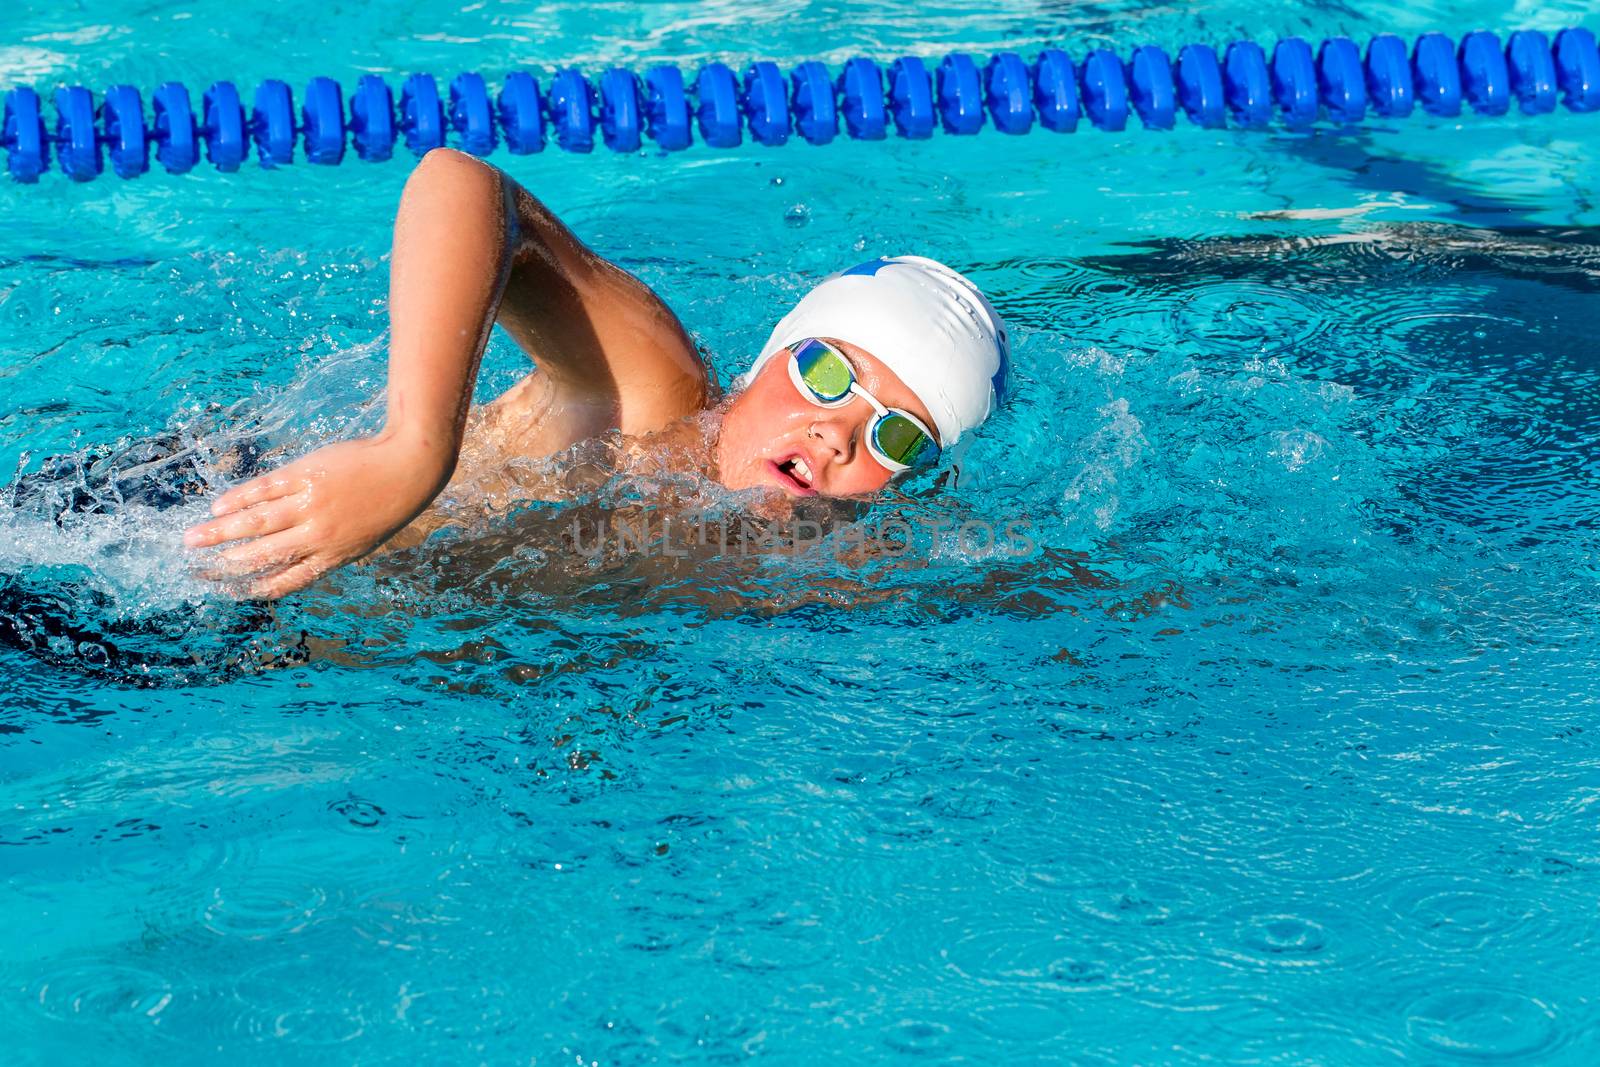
[3,28,1596,182]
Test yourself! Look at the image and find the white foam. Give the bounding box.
[0,503,217,616]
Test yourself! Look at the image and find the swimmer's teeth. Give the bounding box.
[793,457,812,484]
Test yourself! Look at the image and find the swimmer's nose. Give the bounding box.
[807,414,855,464]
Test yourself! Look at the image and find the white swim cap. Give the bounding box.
[737,255,1010,448]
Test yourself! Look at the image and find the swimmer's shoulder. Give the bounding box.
[491,173,710,437]
[583,254,712,431]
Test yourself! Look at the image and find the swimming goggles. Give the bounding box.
[786,338,940,472]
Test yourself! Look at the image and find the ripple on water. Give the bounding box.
[1381,874,1558,955]
[393,982,514,1040]
[27,958,173,1025]
[1227,912,1330,967]
[1070,871,1209,930]
[709,911,835,976]
[159,956,369,1048]
[935,917,1123,1050]
[940,923,1119,994]
[880,1017,955,1057]
[1361,306,1509,341]
[1404,988,1561,1062]
[1217,809,1381,888]
[95,832,242,909]
[233,959,366,1046]
[969,996,1093,1052]
[1192,1003,1409,1064]
[327,794,387,832]
[1002,257,1170,340]
[264,1005,367,1045]
[201,874,328,940]
[348,893,458,953]
[1170,281,1331,358]
[187,831,402,948]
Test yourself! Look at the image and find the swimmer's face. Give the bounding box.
[714,338,941,498]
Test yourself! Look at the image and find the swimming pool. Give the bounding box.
[4,0,1600,1061]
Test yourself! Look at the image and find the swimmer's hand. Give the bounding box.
[182,429,454,599]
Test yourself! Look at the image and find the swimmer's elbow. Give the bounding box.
[405,147,504,212]
[415,145,496,180]
[406,148,569,270]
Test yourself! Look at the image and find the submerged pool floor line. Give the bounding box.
[3,27,1598,182]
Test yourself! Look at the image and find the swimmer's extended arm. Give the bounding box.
[184,147,704,599]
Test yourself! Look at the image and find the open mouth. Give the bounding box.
[769,454,817,496]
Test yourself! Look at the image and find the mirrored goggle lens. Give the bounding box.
[794,340,853,403]
[873,412,939,469]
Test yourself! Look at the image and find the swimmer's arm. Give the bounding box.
[184,148,526,597]
[186,147,707,599]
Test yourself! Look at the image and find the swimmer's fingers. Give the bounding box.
[245,558,328,601]
[195,528,311,581]
[184,496,300,549]
[209,471,304,518]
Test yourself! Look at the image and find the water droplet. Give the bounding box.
[784,204,810,228]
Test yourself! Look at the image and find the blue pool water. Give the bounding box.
[5,0,1600,1062]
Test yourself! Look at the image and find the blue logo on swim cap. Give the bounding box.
[990,335,1010,405]
[840,258,893,278]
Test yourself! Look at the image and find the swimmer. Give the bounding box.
[179,147,1011,598]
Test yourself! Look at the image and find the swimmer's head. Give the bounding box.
[715,255,1010,498]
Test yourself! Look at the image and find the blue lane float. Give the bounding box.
[3,27,1599,182]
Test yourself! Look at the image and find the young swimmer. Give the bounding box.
[180,147,1010,598]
